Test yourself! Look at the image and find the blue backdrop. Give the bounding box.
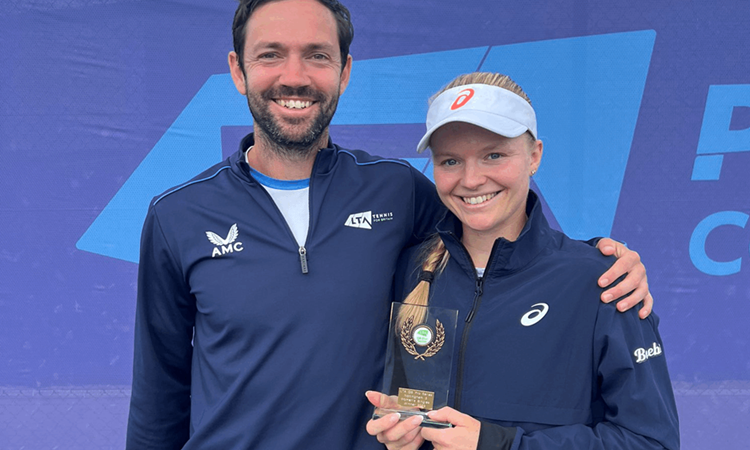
[1,0,748,448]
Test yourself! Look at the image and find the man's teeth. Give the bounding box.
[275,99,313,109]
[463,192,497,205]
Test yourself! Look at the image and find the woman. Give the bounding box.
[366,73,679,450]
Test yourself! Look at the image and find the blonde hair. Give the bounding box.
[398,72,533,330]
[397,235,450,328]
[430,72,532,106]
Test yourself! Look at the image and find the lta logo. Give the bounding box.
[344,212,372,230]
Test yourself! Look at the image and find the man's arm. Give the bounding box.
[593,238,652,318]
[126,204,195,449]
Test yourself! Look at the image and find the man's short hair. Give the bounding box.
[232,0,354,72]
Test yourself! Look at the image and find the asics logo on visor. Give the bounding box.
[451,88,474,110]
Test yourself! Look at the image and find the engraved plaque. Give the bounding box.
[398,387,435,410]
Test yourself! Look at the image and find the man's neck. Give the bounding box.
[247,131,328,180]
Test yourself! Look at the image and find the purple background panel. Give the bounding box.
[1,0,749,448]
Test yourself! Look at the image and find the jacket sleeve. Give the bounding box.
[408,166,445,245]
[481,306,679,450]
[477,422,518,450]
[126,203,196,449]
[583,237,602,248]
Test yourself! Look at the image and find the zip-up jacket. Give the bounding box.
[126,133,445,449]
[396,191,679,450]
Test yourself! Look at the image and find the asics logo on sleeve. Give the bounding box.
[520,303,549,326]
[206,223,244,258]
[634,342,663,363]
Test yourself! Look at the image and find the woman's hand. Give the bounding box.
[365,391,425,450]
[420,407,481,450]
[596,237,653,318]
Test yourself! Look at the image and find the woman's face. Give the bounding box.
[430,122,542,242]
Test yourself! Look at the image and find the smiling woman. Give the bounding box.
[419,75,542,268]
[430,122,541,262]
[366,72,680,450]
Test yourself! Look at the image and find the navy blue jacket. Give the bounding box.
[126,134,445,449]
[397,191,679,450]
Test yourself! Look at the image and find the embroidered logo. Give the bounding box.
[520,303,549,327]
[344,211,394,230]
[634,342,663,364]
[450,88,475,110]
[206,223,244,258]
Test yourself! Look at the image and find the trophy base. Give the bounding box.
[373,409,453,429]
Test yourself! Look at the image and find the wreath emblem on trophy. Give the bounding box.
[400,316,445,360]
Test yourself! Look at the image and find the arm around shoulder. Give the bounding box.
[592,237,653,318]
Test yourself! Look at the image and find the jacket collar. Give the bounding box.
[436,190,554,278]
[230,133,339,183]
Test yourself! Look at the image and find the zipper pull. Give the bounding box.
[299,246,309,274]
[465,277,484,323]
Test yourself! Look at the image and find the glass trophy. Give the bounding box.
[373,302,459,428]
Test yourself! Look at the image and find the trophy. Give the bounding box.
[373,302,459,428]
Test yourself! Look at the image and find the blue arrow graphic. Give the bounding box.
[479,30,655,239]
[77,30,654,262]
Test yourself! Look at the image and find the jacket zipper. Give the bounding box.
[451,235,500,410]
[298,152,321,275]
[454,275,484,410]
[298,246,309,274]
[245,150,320,275]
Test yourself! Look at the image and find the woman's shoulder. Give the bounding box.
[547,229,617,272]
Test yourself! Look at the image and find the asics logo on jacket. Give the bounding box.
[520,303,550,326]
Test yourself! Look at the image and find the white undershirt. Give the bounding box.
[246,152,310,247]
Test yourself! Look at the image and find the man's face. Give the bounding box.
[229,0,352,154]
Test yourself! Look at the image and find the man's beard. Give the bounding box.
[246,85,339,160]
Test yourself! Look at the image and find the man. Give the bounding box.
[126,0,651,448]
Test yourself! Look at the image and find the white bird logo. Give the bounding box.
[205,223,239,246]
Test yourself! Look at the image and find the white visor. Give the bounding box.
[416,83,537,153]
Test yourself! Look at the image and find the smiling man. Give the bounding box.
[229,0,350,168]
[125,1,653,449]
